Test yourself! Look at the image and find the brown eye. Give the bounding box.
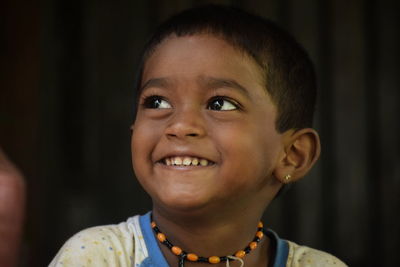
[208,97,237,111]
[143,96,172,109]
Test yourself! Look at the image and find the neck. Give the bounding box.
[151,201,272,267]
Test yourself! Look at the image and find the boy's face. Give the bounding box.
[131,34,284,213]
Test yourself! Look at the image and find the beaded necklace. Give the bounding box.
[151,220,266,267]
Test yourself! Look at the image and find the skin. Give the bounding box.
[131,34,320,266]
[0,148,25,267]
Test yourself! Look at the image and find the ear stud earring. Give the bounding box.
[284,174,291,182]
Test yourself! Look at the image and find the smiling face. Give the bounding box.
[131,34,284,215]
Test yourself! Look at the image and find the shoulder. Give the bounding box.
[286,240,347,267]
[49,218,138,267]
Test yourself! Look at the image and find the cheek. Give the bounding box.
[131,123,159,197]
[131,120,158,170]
[213,120,280,184]
[251,125,282,172]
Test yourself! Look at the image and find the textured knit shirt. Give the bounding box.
[49,212,347,267]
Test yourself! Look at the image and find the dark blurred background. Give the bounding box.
[1,0,399,266]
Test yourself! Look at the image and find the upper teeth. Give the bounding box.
[164,157,209,166]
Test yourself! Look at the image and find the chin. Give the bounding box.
[155,190,212,213]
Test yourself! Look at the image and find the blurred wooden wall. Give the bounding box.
[1,0,398,266]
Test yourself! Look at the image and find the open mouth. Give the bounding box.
[159,156,215,167]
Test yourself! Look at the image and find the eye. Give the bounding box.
[208,97,238,111]
[142,95,172,109]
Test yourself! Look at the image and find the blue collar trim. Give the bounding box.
[139,211,169,267]
[265,229,289,267]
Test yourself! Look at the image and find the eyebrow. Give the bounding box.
[140,76,251,98]
[140,77,171,92]
[200,77,250,98]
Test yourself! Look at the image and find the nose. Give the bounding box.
[165,107,206,139]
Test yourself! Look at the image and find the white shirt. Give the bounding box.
[49,213,347,267]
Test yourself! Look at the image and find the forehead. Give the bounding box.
[141,34,265,91]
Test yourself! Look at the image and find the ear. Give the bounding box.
[273,128,320,184]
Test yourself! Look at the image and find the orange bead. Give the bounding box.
[187,253,199,261]
[257,221,263,228]
[157,233,166,242]
[171,246,182,255]
[256,231,264,239]
[235,250,246,258]
[151,222,156,228]
[208,256,221,264]
[249,241,258,250]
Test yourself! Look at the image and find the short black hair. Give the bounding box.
[134,4,317,132]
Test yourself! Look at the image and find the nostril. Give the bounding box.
[165,119,206,139]
[166,132,200,139]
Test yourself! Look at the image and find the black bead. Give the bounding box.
[164,240,173,249]
[220,256,228,262]
[178,255,186,267]
[198,257,208,262]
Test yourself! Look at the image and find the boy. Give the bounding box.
[50,5,346,267]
